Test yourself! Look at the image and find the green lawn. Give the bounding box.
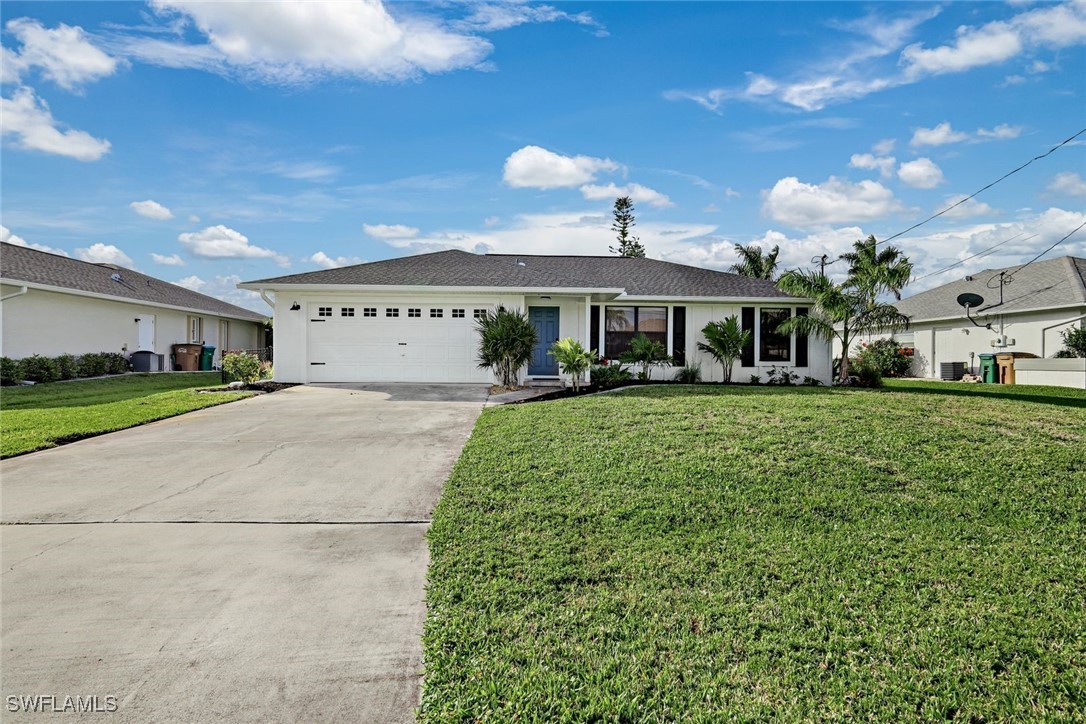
[0,373,253,457]
[424,381,1086,721]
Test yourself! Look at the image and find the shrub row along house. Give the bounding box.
[239,250,832,385]
[0,242,266,369]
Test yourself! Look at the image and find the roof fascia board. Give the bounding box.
[239,283,627,295]
[0,277,267,322]
[903,301,1086,325]
[616,295,813,304]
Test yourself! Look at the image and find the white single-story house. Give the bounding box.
[239,250,832,385]
[1,242,267,366]
[840,255,1085,385]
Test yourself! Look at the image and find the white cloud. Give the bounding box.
[724,187,741,199]
[975,123,1023,140]
[309,251,364,269]
[1047,171,1086,198]
[266,161,340,181]
[188,214,200,223]
[938,195,997,220]
[457,3,605,36]
[910,121,969,147]
[173,273,266,312]
[75,243,134,268]
[151,252,185,266]
[898,158,945,189]
[0,86,111,161]
[130,199,174,220]
[849,153,896,179]
[177,224,289,266]
[901,22,1023,76]
[762,176,903,228]
[579,182,673,208]
[483,216,501,227]
[139,0,493,84]
[503,145,621,189]
[363,223,420,240]
[0,224,69,256]
[3,18,119,90]
[872,138,896,155]
[660,226,867,278]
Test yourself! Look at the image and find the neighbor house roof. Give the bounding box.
[242,250,795,300]
[896,255,1086,323]
[0,242,267,322]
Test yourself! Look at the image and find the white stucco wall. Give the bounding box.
[0,285,261,365]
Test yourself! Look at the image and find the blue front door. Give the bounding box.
[528,306,560,376]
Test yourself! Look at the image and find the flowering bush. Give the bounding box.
[853,338,913,378]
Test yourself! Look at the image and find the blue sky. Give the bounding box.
[2,1,1084,311]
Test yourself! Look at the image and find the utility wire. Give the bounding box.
[823,126,1086,267]
[1002,219,1086,280]
[910,232,1031,283]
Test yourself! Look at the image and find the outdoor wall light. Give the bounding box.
[290,301,301,311]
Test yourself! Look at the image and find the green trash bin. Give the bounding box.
[978,353,998,383]
[200,345,215,371]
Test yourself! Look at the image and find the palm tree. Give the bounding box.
[697,316,751,383]
[476,306,537,387]
[776,269,910,383]
[841,235,912,301]
[729,243,780,280]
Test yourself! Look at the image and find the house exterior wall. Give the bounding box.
[0,284,261,364]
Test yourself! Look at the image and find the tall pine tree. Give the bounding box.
[610,196,646,257]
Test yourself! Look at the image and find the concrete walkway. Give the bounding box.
[1,384,489,722]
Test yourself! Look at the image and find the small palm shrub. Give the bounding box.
[619,333,671,380]
[1,356,21,385]
[549,337,594,392]
[673,364,702,383]
[223,352,262,384]
[476,306,537,388]
[590,364,633,389]
[697,316,751,383]
[749,374,762,384]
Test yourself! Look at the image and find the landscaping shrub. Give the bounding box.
[849,360,884,388]
[103,352,129,375]
[749,374,761,384]
[18,354,60,384]
[853,338,913,377]
[222,352,262,384]
[1058,325,1086,357]
[77,353,109,378]
[55,354,79,380]
[766,366,800,385]
[259,361,274,380]
[697,316,750,383]
[548,337,594,392]
[1,357,21,386]
[476,306,537,388]
[673,364,702,383]
[802,375,823,386]
[590,364,632,389]
[618,333,671,380]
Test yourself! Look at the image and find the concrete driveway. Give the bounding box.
[1,383,489,722]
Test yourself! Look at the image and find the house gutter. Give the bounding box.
[0,285,28,302]
[1041,312,1086,357]
[258,288,275,310]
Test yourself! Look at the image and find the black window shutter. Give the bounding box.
[590,305,600,356]
[741,306,755,367]
[795,307,809,367]
[671,306,686,366]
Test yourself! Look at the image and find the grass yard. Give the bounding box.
[424,381,1086,721]
[0,373,253,457]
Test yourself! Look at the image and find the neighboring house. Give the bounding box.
[239,250,832,385]
[866,255,1086,377]
[0,242,267,366]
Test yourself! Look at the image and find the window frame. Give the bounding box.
[363,308,377,317]
[603,305,668,358]
[758,307,793,363]
[430,308,443,318]
[386,308,400,318]
[451,308,466,319]
[407,308,422,318]
[341,307,355,317]
[187,315,203,343]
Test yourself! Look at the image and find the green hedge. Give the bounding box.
[0,352,132,386]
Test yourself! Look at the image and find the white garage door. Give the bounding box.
[306,302,492,383]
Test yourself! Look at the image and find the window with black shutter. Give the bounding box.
[795,307,809,367]
[741,307,755,367]
[671,306,686,366]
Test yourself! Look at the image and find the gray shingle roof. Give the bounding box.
[896,255,1086,322]
[243,250,794,299]
[0,242,267,322]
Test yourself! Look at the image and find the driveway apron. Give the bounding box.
[1,383,488,723]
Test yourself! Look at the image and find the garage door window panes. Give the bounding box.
[318,307,332,317]
[386,308,399,317]
[605,306,667,356]
[341,307,355,317]
[408,308,421,318]
[473,309,487,320]
[452,309,465,318]
[363,308,377,317]
[430,308,443,318]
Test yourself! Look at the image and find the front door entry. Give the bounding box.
[528,306,560,376]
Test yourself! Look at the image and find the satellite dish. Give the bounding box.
[956,292,984,308]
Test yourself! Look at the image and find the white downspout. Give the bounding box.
[0,285,28,302]
[585,295,592,385]
[1040,311,1086,357]
[258,288,275,310]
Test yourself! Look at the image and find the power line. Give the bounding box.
[910,232,1032,283]
[1003,219,1086,280]
[823,126,1086,266]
